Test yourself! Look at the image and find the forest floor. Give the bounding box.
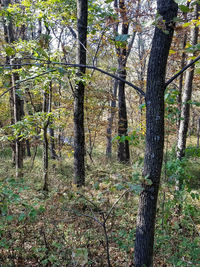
[0,138,200,266]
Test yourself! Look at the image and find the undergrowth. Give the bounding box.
[0,144,199,266]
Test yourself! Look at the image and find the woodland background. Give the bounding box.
[0,0,200,266]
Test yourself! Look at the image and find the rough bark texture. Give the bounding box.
[117,0,131,163]
[118,67,130,162]
[177,4,199,160]
[134,1,178,266]
[74,0,88,186]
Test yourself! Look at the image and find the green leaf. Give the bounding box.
[139,103,146,110]
[5,46,15,56]
[6,215,13,222]
[115,183,125,190]
[179,5,190,12]
[105,0,114,3]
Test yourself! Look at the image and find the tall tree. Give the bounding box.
[106,0,137,162]
[134,0,178,266]
[3,0,24,177]
[176,4,199,162]
[74,0,88,186]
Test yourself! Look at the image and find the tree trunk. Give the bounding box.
[74,0,88,186]
[134,1,178,266]
[177,4,199,160]
[49,127,57,159]
[177,31,187,131]
[26,140,31,157]
[118,67,130,162]
[48,81,57,160]
[116,0,131,163]
[42,87,50,192]
[12,73,24,177]
[3,0,24,177]
[106,78,118,157]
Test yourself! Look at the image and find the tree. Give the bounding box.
[3,0,25,177]
[134,0,178,266]
[74,0,88,186]
[114,0,138,163]
[177,4,199,163]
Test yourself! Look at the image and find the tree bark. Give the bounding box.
[177,4,199,160]
[48,81,57,160]
[73,0,88,186]
[118,67,130,162]
[42,86,50,192]
[115,0,137,163]
[12,72,24,177]
[134,1,178,266]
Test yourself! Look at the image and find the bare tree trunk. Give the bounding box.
[177,32,187,131]
[177,4,199,161]
[3,0,24,177]
[26,140,31,157]
[115,0,137,163]
[118,67,130,162]
[74,0,88,186]
[48,81,57,160]
[12,72,24,177]
[117,0,130,163]
[134,1,178,266]
[106,78,118,157]
[43,87,50,192]
[49,128,57,159]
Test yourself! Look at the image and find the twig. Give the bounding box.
[105,188,130,222]
[76,192,100,211]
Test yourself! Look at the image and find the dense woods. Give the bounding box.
[0,0,200,266]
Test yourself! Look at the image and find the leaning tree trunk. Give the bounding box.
[73,0,88,186]
[176,4,199,161]
[134,1,178,266]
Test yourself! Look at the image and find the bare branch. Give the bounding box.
[0,62,145,96]
[0,69,57,98]
[165,54,200,88]
[104,188,130,222]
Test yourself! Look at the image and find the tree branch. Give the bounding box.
[0,69,57,98]
[0,62,146,96]
[165,54,200,88]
